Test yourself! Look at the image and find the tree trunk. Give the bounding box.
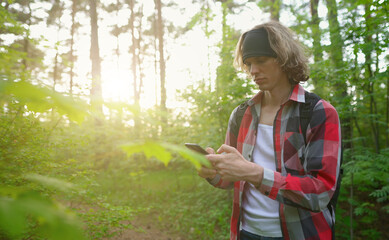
[350,172,354,240]
[53,51,58,91]
[128,0,142,134]
[115,0,120,71]
[310,0,322,62]
[269,0,281,21]
[137,4,144,98]
[153,10,158,106]
[22,2,32,70]
[309,0,323,92]
[363,3,380,153]
[69,0,77,96]
[325,0,343,65]
[325,0,352,149]
[216,0,229,94]
[89,0,103,114]
[129,0,138,106]
[155,0,167,116]
[387,72,389,147]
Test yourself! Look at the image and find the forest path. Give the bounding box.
[103,211,184,240]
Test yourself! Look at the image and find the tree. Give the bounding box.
[89,0,103,114]
[46,0,66,91]
[154,0,167,117]
[68,0,83,96]
[258,0,282,21]
[5,0,44,78]
[127,0,143,132]
[309,0,322,62]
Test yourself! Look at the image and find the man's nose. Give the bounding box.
[250,63,259,75]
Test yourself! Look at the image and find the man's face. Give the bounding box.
[244,56,290,92]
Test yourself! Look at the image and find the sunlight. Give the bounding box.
[101,67,131,102]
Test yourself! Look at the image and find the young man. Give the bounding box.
[198,21,342,240]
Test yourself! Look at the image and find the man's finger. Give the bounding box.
[206,154,224,165]
[205,147,215,154]
[217,144,237,154]
[198,167,216,179]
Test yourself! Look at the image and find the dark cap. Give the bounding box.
[242,28,277,63]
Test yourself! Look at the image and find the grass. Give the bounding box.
[66,161,232,239]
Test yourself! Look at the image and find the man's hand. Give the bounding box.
[206,144,264,187]
[197,147,217,179]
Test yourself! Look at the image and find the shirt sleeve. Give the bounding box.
[258,99,342,212]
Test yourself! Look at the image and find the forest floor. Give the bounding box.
[105,211,184,240]
[64,167,231,240]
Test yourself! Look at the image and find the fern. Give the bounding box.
[370,185,389,203]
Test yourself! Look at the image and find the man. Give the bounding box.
[198,21,342,240]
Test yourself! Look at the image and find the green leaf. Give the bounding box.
[0,80,88,124]
[0,191,86,240]
[121,141,172,166]
[160,142,211,169]
[120,141,211,169]
[24,174,75,192]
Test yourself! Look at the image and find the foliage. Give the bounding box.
[120,140,212,169]
[0,190,85,240]
[0,80,88,124]
[0,0,388,239]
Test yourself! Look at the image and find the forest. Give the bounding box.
[0,0,388,239]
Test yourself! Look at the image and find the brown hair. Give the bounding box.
[234,21,309,84]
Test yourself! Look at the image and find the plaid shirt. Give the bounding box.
[209,84,341,240]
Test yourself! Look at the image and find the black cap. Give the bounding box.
[242,28,277,63]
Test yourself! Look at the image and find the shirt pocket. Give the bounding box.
[283,131,306,175]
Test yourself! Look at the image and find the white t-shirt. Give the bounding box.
[241,123,282,237]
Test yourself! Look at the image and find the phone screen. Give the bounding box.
[184,143,209,155]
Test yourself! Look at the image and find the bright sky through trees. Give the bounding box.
[22,0,336,110]
[24,0,270,110]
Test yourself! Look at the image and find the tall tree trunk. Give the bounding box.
[89,0,103,114]
[155,0,167,117]
[325,0,343,65]
[128,0,141,134]
[387,72,389,147]
[309,0,323,92]
[137,4,144,98]
[115,0,120,71]
[325,0,352,149]
[203,0,212,88]
[129,0,138,106]
[153,10,159,106]
[22,2,32,71]
[350,172,354,240]
[220,1,227,93]
[364,3,380,153]
[69,0,77,96]
[310,0,322,62]
[269,0,281,21]
[53,51,58,91]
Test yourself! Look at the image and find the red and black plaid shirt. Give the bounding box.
[209,84,342,240]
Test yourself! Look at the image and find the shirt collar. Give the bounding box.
[289,84,306,103]
[247,84,306,107]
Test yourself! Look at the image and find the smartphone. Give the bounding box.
[185,143,209,155]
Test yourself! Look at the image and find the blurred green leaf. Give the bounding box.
[160,142,211,169]
[0,80,88,124]
[120,141,211,169]
[121,141,172,166]
[25,174,75,192]
[0,191,86,240]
